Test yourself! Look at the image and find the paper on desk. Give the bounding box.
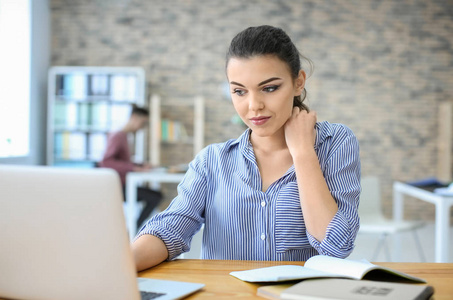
[229,265,336,282]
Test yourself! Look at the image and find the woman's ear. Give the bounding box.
[294,70,306,96]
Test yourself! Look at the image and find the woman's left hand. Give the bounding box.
[284,107,317,157]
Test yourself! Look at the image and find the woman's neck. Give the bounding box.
[249,129,288,154]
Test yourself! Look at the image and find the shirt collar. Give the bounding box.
[229,122,334,152]
[229,121,334,158]
[235,128,251,146]
[227,124,334,186]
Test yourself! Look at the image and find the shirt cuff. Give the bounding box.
[135,223,189,261]
[306,210,355,258]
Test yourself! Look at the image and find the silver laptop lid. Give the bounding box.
[0,165,140,300]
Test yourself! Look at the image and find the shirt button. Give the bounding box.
[261,201,266,207]
[261,233,266,240]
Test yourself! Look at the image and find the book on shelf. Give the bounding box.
[278,278,434,300]
[61,73,87,100]
[91,102,109,130]
[54,102,78,130]
[53,101,67,129]
[68,133,86,160]
[57,131,69,160]
[65,102,78,130]
[230,255,426,283]
[55,132,107,162]
[160,119,188,142]
[88,133,107,161]
[89,74,109,96]
[55,101,135,131]
[77,102,90,130]
[55,132,87,161]
[54,133,63,159]
[110,74,137,102]
[161,119,169,141]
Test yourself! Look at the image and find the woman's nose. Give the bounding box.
[248,93,264,111]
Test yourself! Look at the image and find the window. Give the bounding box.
[0,0,30,157]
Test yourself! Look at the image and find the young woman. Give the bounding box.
[132,25,361,271]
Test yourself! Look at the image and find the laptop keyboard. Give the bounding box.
[140,291,166,300]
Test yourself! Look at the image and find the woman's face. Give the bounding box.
[227,55,305,138]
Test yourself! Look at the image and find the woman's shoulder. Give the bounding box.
[315,121,359,154]
[317,120,356,140]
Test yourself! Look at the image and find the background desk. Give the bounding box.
[393,181,453,263]
[125,170,185,240]
[138,259,453,299]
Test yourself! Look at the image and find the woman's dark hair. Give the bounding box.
[131,104,149,117]
[226,25,313,111]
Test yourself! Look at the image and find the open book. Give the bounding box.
[229,255,426,283]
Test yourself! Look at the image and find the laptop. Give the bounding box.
[0,165,204,300]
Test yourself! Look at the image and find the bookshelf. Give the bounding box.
[150,94,204,167]
[47,66,146,167]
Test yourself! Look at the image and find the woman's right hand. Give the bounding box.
[284,107,317,159]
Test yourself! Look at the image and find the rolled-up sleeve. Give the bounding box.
[307,129,361,258]
[135,149,208,260]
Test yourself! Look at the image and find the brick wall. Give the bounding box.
[50,0,453,220]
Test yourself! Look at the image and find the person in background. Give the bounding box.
[99,104,162,229]
[132,25,361,271]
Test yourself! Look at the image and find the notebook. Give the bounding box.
[280,278,434,300]
[0,165,204,300]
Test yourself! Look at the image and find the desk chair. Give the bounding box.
[359,176,426,261]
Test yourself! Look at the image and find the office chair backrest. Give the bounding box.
[359,176,382,216]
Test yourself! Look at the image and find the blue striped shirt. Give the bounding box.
[137,121,361,261]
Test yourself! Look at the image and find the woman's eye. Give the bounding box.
[263,85,280,93]
[233,89,246,96]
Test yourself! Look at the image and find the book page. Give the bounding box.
[230,256,426,283]
[305,255,426,283]
[304,255,379,279]
[230,265,341,282]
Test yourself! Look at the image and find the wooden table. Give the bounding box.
[138,259,453,299]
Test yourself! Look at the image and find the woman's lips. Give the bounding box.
[249,116,270,125]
